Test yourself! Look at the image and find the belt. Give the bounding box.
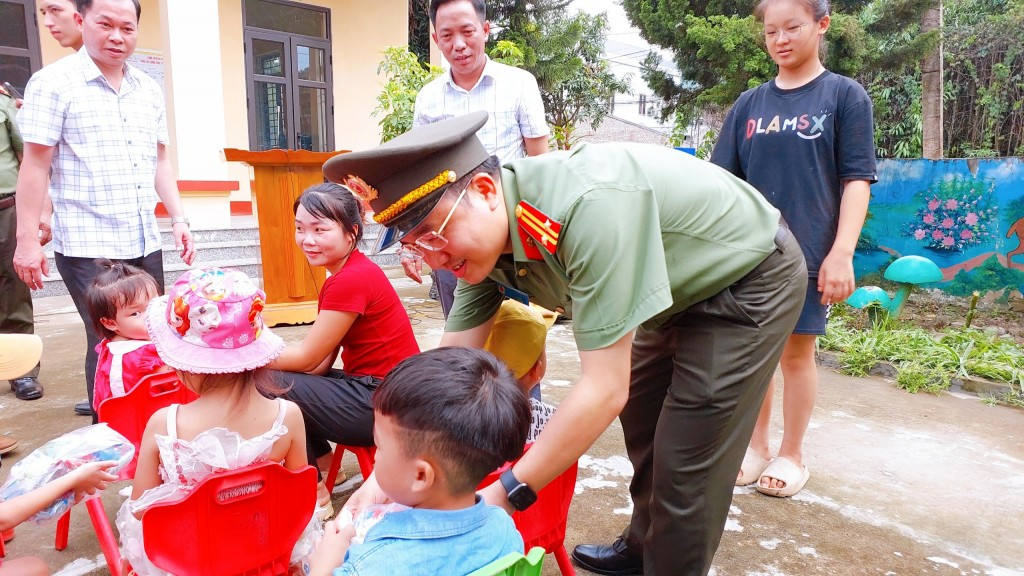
[0,195,14,211]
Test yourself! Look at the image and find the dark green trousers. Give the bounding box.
[0,202,39,380]
[620,228,806,576]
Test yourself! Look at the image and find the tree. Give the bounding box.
[621,0,755,115]
[372,46,442,143]
[488,6,631,149]
[621,0,939,126]
[489,0,573,43]
[920,2,943,159]
[409,0,431,63]
[942,0,1024,156]
[489,39,526,68]
[531,12,632,149]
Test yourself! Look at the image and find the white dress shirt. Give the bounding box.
[414,57,549,163]
[19,48,168,259]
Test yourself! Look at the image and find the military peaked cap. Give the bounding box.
[322,111,490,252]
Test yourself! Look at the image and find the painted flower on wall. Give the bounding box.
[907,176,997,252]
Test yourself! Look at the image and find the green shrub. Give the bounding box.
[823,303,1024,405]
[895,362,950,394]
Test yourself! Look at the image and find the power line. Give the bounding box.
[604,47,653,59]
[601,56,682,79]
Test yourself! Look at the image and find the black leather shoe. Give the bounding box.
[10,377,43,400]
[572,537,643,575]
[74,401,94,416]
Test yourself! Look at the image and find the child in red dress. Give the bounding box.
[86,259,166,411]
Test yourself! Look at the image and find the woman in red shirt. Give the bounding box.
[269,183,420,509]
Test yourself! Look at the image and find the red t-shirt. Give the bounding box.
[319,250,419,378]
[93,339,165,410]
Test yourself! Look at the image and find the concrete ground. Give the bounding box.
[2,273,1023,576]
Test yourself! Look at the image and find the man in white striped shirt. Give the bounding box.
[406,0,549,317]
[13,0,195,418]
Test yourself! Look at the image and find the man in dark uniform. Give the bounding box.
[331,111,806,576]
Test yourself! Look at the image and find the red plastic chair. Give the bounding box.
[54,371,198,576]
[480,445,579,576]
[97,371,199,481]
[324,444,376,493]
[141,461,317,576]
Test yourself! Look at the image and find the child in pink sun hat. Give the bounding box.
[148,267,280,372]
[116,268,320,576]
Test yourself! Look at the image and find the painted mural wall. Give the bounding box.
[855,158,1024,296]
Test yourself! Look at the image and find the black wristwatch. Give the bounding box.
[499,468,537,511]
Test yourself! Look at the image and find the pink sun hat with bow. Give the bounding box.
[146,268,284,374]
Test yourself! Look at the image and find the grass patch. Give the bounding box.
[895,362,950,395]
[822,304,1024,404]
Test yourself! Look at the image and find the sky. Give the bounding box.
[570,0,678,77]
[569,0,678,127]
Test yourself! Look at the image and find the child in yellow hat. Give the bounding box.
[483,300,558,443]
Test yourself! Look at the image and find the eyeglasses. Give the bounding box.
[397,184,468,263]
[764,21,811,41]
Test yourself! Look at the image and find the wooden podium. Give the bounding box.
[224,148,347,326]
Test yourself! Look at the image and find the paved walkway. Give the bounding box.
[2,276,1022,575]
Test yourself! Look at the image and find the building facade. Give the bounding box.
[1,0,407,227]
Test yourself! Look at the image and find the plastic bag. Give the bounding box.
[289,507,325,571]
[336,502,409,545]
[0,423,134,524]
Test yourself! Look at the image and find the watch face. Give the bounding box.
[508,483,538,511]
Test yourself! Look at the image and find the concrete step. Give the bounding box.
[36,224,262,298]
[33,220,401,298]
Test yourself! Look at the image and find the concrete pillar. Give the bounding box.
[159,0,232,229]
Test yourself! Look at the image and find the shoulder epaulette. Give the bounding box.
[515,201,561,259]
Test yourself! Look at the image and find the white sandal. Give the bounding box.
[736,447,772,486]
[315,498,335,521]
[756,456,810,497]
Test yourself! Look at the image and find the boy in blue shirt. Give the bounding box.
[309,347,530,576]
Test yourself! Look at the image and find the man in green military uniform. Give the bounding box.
[1,83,47,404]
[330,111,807,576]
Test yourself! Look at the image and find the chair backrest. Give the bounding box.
[479,445,579,554]
[142,462,317,576]
[466,546,546,576]
[324,444,377,494]
[514,460,578,551]
[96,371,198,479]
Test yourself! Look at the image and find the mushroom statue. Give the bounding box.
[846,255,943,322]
[846,286,892,326]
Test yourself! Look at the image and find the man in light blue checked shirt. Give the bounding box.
[13,0,195,418]
[403,0,550,318]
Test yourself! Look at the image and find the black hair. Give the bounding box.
[428,0,486,26]
[440,154,501,204]
[76,0,141,21]
[294,182,365,247]
[754,0,829,21]
[374,347,530,494]
[86,259,159,340]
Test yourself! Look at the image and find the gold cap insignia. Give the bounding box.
[343,175,378,202]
